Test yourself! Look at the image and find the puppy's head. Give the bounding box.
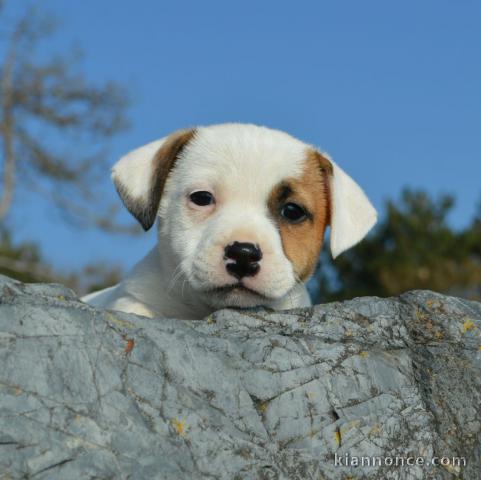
[112,124,377,308]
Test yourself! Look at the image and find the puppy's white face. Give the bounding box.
[158,124,329,308]
[112,123,377,309]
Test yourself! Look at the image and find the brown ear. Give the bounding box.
[311,150,334,227]
[111,128,196,231]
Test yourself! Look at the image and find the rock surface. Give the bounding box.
[0,274,480,480]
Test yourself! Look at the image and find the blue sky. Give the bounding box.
[5,0,481,274]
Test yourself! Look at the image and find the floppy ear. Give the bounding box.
[319,153,377,259]
[112,128,196,231]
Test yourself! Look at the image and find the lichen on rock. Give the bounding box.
[0,274,480,479]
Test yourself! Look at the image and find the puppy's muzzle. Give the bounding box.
[224,242,262,279]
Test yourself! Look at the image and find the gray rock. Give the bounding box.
[0,273,480,479]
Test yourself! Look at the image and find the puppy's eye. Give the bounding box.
[189,191,215,206]
[280,202,308,223]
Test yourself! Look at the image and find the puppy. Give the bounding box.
[83,123,376,319]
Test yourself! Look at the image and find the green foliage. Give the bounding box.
[0,228,51,283]
[0,227,121,294]
[317,189,481,302]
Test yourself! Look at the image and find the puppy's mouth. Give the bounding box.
[200,282,274,309]
[209,283,270,300]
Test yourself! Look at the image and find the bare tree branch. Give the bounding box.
[0,15,18,219]
[0,3,132,232]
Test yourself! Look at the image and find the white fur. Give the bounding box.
[112,138,166,202]
[83,123,376,319]
[327,157,378,258]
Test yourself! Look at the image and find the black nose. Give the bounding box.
[224,242,262,279]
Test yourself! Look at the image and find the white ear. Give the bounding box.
[112,138,167,204]
[111,129,195,231]
[328,158,377,259]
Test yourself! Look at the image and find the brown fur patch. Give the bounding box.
[116,128,196,231]
[148,128,196,225]
[268,149,332,281]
